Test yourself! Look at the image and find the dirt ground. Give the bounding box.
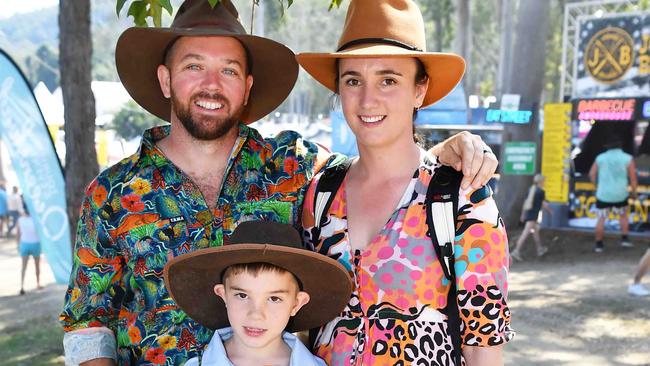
[0,228,648,365]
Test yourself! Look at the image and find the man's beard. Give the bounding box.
[170,90,244,141]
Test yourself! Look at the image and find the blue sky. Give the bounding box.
[1,0,59,18]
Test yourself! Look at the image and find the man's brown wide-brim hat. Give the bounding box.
[297,0,465,108]
[163,221,353,332]
[116,0,298,124]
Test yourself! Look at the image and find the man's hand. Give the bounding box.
[431,131,498,189]
[80,358,115,366]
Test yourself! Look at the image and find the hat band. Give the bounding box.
[337,38,423,52]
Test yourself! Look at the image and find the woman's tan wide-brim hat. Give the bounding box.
[115,0,298,124]
[163,221,353,332]
[297,0,465,108]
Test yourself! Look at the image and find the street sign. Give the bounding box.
[504,141,536,175]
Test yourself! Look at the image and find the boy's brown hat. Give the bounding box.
[163,221,352,332]
[297,0,465,108]
[115,0,298,124]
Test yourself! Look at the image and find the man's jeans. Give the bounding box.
[7,210,19,235]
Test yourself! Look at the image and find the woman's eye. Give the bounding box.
[382,78,397,86]
[269,296,283,303]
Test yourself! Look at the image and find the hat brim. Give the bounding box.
[116,27,299,124]
[163,244,353,332]
[297,44,465,107]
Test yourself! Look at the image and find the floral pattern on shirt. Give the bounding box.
[302,154,513,366]
[60,124,331,365]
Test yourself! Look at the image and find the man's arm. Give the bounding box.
[430,131,498,190]
[81,360,114,366]
[628,159,638,198]
[60,180,123,365]
[463,344,504,366]
[589,162,598,184]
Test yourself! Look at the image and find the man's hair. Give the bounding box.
[221,262,303,290]
[603,138,623,150]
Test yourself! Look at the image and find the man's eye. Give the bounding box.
[382,78,397,86]
[223,68,237,76]
[186,64,201,71]
[269,296,283,303]
[344,79,360,86]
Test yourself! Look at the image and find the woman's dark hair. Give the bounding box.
[334,58,428,145]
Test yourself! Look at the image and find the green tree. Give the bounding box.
[24,44,59,91]
[110,101,167,140]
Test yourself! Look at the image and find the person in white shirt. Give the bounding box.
[7,186,23,236]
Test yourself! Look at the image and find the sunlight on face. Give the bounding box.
[214,269,310,353]
[338,57,427,149]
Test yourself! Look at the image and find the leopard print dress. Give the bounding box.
[302,154,514,366]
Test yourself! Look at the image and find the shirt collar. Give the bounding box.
[200,327,324,366]
[136,123,260,169]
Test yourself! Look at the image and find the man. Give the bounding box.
[589,139,637,253]
[60,1,498,365]
[6,186,22,236]
[0,182,7,237]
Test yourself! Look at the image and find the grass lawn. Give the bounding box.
[0,316,64,366]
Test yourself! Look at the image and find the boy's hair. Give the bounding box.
[221,262,303,290]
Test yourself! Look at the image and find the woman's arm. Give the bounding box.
[463,345,504,366]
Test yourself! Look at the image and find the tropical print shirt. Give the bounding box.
[302,152,514,366]
[60,124,330,365]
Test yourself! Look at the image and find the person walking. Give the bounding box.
[589,140,637,253]
[511,174,552,261]
[17,203,42,295]
[6,186,22,236]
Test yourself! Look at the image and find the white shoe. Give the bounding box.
[537,246,549,257]
[628,283,650,297]
[621,240,634,248]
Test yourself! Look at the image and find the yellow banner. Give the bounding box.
[542,103,572,203]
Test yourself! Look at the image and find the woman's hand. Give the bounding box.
[463,344,504,366]
[430,131,498,190]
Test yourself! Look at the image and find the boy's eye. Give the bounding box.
[234,292,248,300]
[269,296,283,303]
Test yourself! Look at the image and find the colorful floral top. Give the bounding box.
[60,124,330,365]
[302,153,513,366]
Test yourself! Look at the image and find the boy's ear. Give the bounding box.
[214,284,226,306]
[290,291,311,317]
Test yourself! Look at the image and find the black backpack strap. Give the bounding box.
[425,165,463,366]
[308,156,352,350]
[313,157,352,230]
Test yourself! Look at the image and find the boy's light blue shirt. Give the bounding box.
[595,148,633,203]
[184,327,326,366]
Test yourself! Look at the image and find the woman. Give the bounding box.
[298,0,513,365]
[17,203,42,295]
[511,174,552,261]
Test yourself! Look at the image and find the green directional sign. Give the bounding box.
[504,141,536,175]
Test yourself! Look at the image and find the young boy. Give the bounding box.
[164,221,352,366]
